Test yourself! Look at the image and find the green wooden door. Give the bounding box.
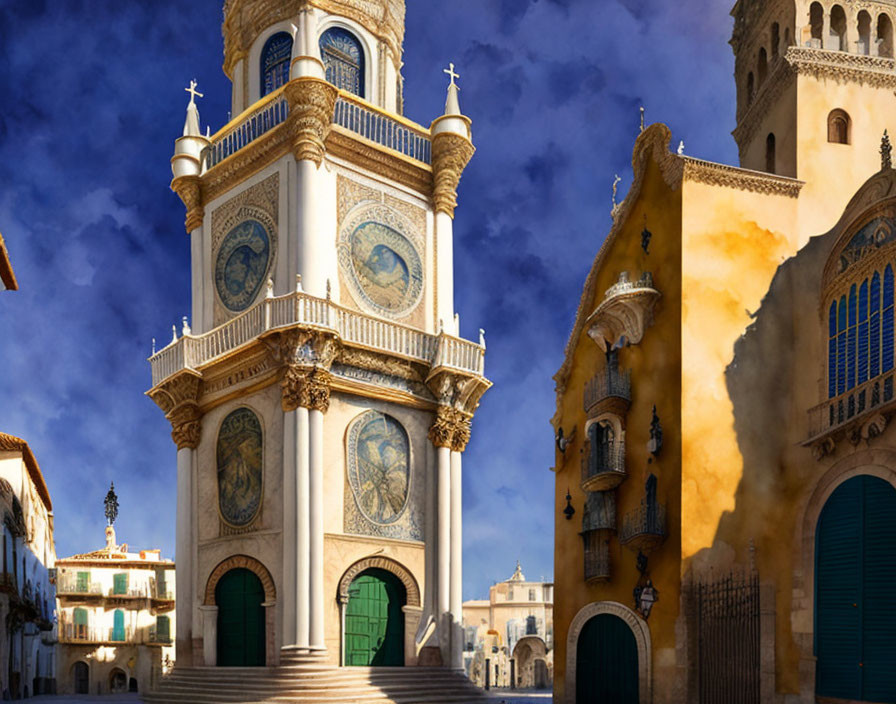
[576,613,638,704]
[215,568,265,667]
[344,568,405,666]
[815,474,896,701]
[112,609,125,641]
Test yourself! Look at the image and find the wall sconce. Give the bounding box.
[647,405,663,457]
[563,489,575,520]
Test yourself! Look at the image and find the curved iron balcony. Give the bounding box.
[584,366,631,415]
[806,372,895,443]
[581,442,627,492]
[581,529,611,584]
[619,502,667,554]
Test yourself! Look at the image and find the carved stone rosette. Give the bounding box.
[147,371,203,450]
[428,405,473,452]
[284,77,339,167]
[281,366,333,413]
[431,132,475,218]
[171,174,205,234]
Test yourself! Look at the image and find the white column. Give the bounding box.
[281,411,297,646]
[175,446,193,664]
[436,444,451,663]
[297,161,325,297]
[199,605,218,666]
[296,406,311,650]
[309,408,325,650]
[435,211,455,331]
[449,450,463,670]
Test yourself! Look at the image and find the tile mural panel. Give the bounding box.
[217,407,264,528]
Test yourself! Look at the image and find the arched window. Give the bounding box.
[784,27,791,48]
[878,14,893,58]
[758,48,768,85]
[828,109,850,144]
[766,133,776,174]
[858,10,872,54]
[747,72,755,105]
[260,32,293,97]
[771,22,780,58]
[809,2,824,45]
[830,5,847,50]
[319,27,365,97]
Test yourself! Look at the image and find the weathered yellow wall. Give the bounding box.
[553,154,682,704]
[740,80,798,178]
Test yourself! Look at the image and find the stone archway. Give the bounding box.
[337,556,421,667]
[513,635,548,688]
[565,601,651,704]
[791,449,896,700]
[202,555,277,667]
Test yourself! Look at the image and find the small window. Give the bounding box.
[831,5,847,50]
[320,27,365,96]
[747,72,755,105]
[113,573,128,595]
[508,587,514,601]
[771,23,780,58]
[828,109,851,144]
[878,14,894,58]
[810,2,824,43]
[73,606,88,640]
[528,589,535,601]
[766,133,776,174]
[858,11,872,55]
[76,571,89,592]
[260,32,293,97]
[155,615,170,642]
[758,48,768,85]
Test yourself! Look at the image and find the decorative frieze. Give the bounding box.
[147,372,203,450]
[282,366,333,413]
[171,175,204,234]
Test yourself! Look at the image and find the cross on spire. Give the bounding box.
[185,79,203,105]
[443,62,460,87]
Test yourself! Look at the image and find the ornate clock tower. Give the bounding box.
[146,0,488,697]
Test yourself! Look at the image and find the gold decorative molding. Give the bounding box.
[337,346,424,382]
[431,132,475,218]
[284,77,339,166]
[682,157,804,198]
[275,328,339,412]
[282,366,333,412]
[211,173,279,253]
[204,554,275,605]
[428,405,471,451]
[147,371,204,450]
[326,127,433,195]
[171,175,205,234]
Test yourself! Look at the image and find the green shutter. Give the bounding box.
[73,607,87,626]
[576,613,638,703]
[76,571,88,592]
[113,573,127,595]
[156,615,170,640]
[112,609,125,641]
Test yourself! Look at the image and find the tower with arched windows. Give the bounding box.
[731,0,896,235]
[147,1,488,700]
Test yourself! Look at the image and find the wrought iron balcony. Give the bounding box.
[57,578,103,597]
[584,365,631,414]
[581,529,611,584]
[581,443,627,492]
[806,372,895,442]
[582,491,616,532]
[619,502,667,554]
[149,290,485,388]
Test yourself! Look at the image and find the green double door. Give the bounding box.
[576,613,638,704]
[216,568,265,667]
[815,475,896,702]
[344,568,405,666]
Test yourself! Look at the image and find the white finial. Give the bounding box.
[454,312,459,334]
[185,79,204,106]
[326,279,332,300]
[439,318,445,333]
[678,140,685,155]
[479,328,486,348]
[443,62,462,116]
[182,316,191,336]
[639,106,645,132]
[266,278,274,298]
[612,174,621,209]
[206,126,211,138]
[295,274,303,293]
[171,325,178,343]
[152,338,156,355]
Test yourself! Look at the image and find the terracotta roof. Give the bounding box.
[0,433,52,511]
[0,234,17,291]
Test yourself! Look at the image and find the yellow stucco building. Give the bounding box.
[552,1,896,703]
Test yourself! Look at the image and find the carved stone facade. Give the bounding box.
[284,78,339,166]
[431,131,475,218]
[148,372,203,450]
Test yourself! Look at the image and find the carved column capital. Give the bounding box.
[171,174,205,234]
[284,77,339,167]
[431,132,475,218]
[148,371,204,450]
[281,366,333,413]
[428,406,472,452]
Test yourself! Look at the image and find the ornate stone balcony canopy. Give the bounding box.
[581,442,627,492]
[619,502,667,554]
[585,271,660,349]
[148,289,486,390]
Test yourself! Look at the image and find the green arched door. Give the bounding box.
[815,474,896,701]
[344,568,405,666]
[216,568,265,667]
[576,613,638,703]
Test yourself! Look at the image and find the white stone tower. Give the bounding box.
[148,0,488,685]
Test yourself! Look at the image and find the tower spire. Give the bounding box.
[183,79,203,138]
[443,62,462,116]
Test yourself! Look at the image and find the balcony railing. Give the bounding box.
[581,442,627,492]
[150,290,485,387]
[582,530,611,583]
[806,372,895,440]
[57,580,103,596]
[333,94,431,164]
[620,502,667,554]
[148,625,172,645]
[584,366,631,412]
[203,89,290,169]
[58,623,134,644]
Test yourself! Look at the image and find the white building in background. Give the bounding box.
[0,433,57,698]
[55,487,175,696]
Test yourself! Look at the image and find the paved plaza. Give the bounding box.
[26,689,552,703]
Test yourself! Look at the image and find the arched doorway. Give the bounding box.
[109,668,127,693]
[576,613,638,703]
[72,662,88,694]
[344,568,405,666]
[216,568,265,666]
[815,474,896,701]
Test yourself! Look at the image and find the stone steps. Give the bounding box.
[144,663,485,704]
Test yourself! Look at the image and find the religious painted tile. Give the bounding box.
[214,219,272,312]
[216,407,263,528]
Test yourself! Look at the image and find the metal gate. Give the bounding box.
[690,569,760,704]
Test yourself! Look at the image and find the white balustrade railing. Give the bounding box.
[149,291,484,387]
[333,94,432,164]
[204,89,290,169]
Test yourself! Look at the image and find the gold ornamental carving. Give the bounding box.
[431,132,475,218]
[281,366,333,412]
[428,405,472,452]
[171,175,204,234]
[147,372,204,450]
[284,78,339,166]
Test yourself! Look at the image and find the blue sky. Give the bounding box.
[0,0,737,598]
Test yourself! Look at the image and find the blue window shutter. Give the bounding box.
[858,321,869,384]
[838,332,847,395]
[829,337,838,398]
[884,267,894,371]
[830,301,838,337]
